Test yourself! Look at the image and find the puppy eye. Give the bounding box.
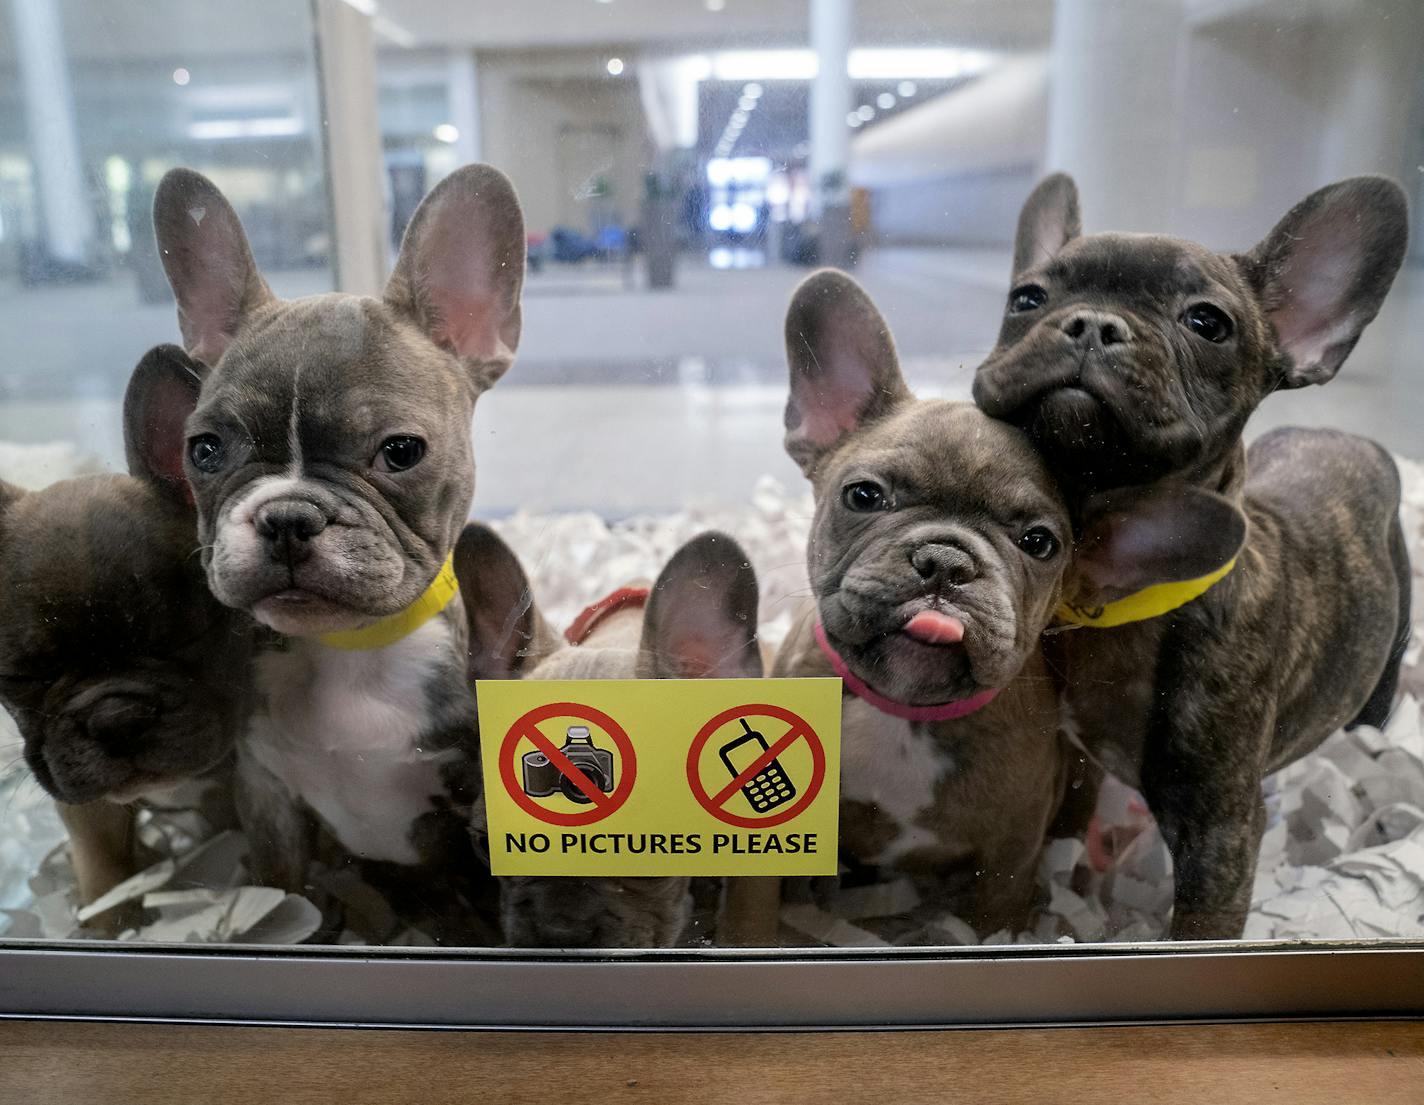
[1182,303,1233,343]
[841,481,889,513]
[187,434,226,474]
[1018,526,1059,560]
[376,435,427,472]
[1008,284,1048,313]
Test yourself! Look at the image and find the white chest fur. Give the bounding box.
[840,699,952,865]
[248,619,459,865]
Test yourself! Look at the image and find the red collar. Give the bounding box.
[564,586,651,646]
[813,620,1000,722]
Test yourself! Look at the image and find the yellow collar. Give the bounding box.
[316,554,460,651]
[1053,557,1237,631]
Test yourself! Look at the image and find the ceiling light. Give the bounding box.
[189,117,302,140]
[898,80,917,97]
[372,16,417,47]
[698,48,993,84]
[743,82,763,98]
[171,67,190,86]
[877,92,895,110]
[711,50,817,81]
[706,0,725,9]
[606,57,625,76]
[857,104,874,121]
[845,111,861,127]
[738,95,756,111]
[433,123,459,143]
[848,48,988,80]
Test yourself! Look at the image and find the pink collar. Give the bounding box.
[813,620,1000,723]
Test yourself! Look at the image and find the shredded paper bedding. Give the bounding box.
[2,449,1422,947]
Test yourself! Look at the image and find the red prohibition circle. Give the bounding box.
[499,701,637,827]
[686,703,825,829]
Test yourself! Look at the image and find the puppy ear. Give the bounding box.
[153,169,273,366]
[1240,176,1408,389]
[783,269,911,477]
[1013,172,1080,277]
[453,522,557,681]
[385,164,526,394]
[123,344,207,508]
[637,531,762,680]
[1070,484,1246,605]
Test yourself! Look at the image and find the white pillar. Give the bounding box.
[314,0,389,293]
[636,56,703,154]
[809,0,853,264]
[447,50,483,166]
[9,0,95,266]
[1317,0,1423,185]
[1046,0,1185,233]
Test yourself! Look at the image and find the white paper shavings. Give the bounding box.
[780,903,890,948]
[1245,698,1424,941]
[0,824,324,945]
[488,475,817,658]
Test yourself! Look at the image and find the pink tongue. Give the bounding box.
[903,611,965,645]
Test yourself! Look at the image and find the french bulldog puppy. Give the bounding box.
[150,165,524,901]
[973,174,1411,939]
[771,270,1079,937]
[457,523,763,948]
[0,344,252,920]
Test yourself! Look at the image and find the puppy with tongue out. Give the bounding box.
[772,270,1075,937]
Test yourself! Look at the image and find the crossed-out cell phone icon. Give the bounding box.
[717,718,797,813]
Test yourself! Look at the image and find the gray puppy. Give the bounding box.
[457,523,763,948]
[771,270,1080,937]
[0,344,252,918]
[151,165,524,899]
[974,174,1411,939]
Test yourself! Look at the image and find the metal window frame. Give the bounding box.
[1,940,1420,1029]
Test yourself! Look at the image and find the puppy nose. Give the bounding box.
[83,696,159,751]
[1061,309,1132,348]
[910,543,977,588]
[255,500,328,564]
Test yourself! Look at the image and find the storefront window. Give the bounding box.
[1,0,1421,1026]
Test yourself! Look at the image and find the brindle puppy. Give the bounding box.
[0,345,253,926]
[771,270,1083,938]
[974,174,1411,939]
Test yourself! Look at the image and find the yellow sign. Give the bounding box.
[477,678,841,876]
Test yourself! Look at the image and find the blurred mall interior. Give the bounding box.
[0,0,1421,514]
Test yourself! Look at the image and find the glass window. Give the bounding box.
[1,0,1422,1027]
